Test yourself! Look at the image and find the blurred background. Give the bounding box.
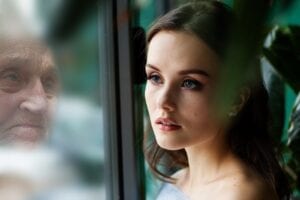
[0,0,299,200]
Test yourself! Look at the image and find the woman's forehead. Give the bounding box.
[148,31,218,56]
[147,31,219,73]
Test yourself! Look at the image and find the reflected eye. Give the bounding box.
[182,79,202,90]
[147,74,162,85]
[3,72,20,82]
[0,70,23,93]
[42,76,59,97]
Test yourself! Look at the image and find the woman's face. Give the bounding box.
[145,30,225,150]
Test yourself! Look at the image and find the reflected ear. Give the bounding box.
[228,87,250,117]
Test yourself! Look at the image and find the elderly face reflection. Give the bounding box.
[0,40,59,146]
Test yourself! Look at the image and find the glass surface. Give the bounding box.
[0,1,106,199]
[131,1,162,199]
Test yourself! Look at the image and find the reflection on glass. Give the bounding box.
[0,39,58,147]
[0,0,105,199]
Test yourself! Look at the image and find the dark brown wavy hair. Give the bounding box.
[143,1,290,199]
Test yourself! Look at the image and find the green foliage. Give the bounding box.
[264,26,300,93]
[218,0,300,196]
[216,0,270,116]
[263,22,300,200]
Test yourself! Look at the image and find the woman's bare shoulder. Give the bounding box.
[220,170,278,200]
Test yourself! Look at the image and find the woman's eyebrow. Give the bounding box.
[146,64,210,78]
[146,64,160,71]
[178,69,210,77]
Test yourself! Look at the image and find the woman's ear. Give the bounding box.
[228,87,250,117]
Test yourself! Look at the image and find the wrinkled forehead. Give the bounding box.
[0,39,56,72]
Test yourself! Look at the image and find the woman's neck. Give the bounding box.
[177,134,241,191]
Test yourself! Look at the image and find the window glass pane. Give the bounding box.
[131,1,191,199]
[131,1,161,199]
[0,0,106,199]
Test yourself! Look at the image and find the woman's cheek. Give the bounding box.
[145,84,153,110]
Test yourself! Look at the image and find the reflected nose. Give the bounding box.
[19,79,48,114]
[157,86,176,112]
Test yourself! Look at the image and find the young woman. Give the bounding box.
[144,1,290,199]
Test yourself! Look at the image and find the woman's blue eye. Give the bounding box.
[148,74,162,84]
[182,79,201,89]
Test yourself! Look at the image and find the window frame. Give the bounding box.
[99,0,140,199]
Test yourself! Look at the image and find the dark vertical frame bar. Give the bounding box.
[116,0,140,199]
[98,1,122,200]
[100,0,144,199]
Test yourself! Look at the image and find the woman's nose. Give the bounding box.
[156,86,176,112]
[19,79,48,114]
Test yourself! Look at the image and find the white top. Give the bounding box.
[156,182,190,200]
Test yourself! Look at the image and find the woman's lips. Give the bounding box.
[155,118,181,131]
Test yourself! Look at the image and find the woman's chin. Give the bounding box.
[156,139,184,151]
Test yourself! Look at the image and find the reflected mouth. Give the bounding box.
[12,124,44,130]
[4,124,47,143]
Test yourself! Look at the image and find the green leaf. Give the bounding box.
[263,26,300,93]
[288,92,300,149]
